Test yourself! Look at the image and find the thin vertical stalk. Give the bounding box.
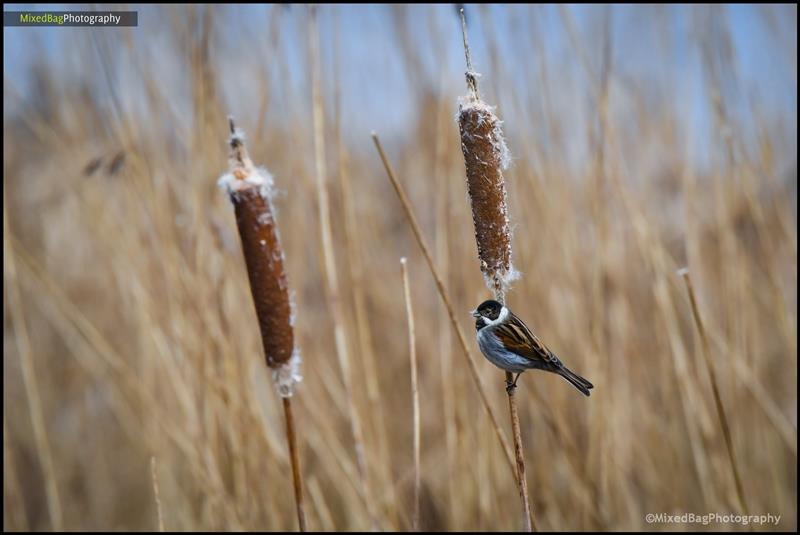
[679,268,749,516]
[401,258,421,531]
[506,372,533,532]
[460,7,480,99]
[654,278,715,506]
[283,398,307,531]
[150,456,165,532]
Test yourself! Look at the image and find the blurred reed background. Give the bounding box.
[3,4,797,531]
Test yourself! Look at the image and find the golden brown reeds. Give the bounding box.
[679,268,749,516]
[218,119,305,530]
[4,5,797,532]
[333,15,397,518]
[3,199,64,531]
[308,5,376,529]
[457,8,532,531]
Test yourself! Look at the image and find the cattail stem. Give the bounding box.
[283,397,307,531]
[401,258,421,531]
[506,372,533,532]
[371,132,517,479]
[218,120,305,530]
[459,8,480,99]
[679,268,749,516]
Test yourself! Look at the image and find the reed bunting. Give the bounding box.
[472,300,594,396]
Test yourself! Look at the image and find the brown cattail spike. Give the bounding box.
[218,120,300,397]
[233,190,294,365]
[458,96,515,301]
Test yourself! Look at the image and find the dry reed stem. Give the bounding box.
[506,372,533,532]
[654,278,715,505]
[371,132,516,478]
[459,8,480,99]
[400,258,421,531]
[308,6,375,529]
[458,10,533,531]
[150,456,165,532]
[218,120,305,530]
[3,201,64,531]
[307,477,335,529]
[283,397,307,531]
[679,268,750,516]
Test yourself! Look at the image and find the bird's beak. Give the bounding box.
[471,310,481,318]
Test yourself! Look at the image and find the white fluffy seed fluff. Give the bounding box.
[217,166,275,202]
[482,266,521,300]
[217,128,276,201]
[272,348,303,398]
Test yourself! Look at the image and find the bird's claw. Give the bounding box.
[505,380,516,395]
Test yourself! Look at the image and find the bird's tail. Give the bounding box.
[557,366,594,397]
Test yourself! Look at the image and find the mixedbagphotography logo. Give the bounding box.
[645,512,782,527]
[3,10,137,27]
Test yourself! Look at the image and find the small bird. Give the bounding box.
[472,300,594,396]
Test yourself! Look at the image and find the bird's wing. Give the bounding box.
[494,313,562,366]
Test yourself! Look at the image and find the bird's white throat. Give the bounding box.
[482,306,509,327]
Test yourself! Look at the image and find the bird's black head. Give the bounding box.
[474,300,503,320]
[472,300,504,331]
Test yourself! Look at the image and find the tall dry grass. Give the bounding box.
[3,4,797,532]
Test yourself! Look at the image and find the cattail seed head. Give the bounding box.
[218,121,301,397]
[458,94,517,301]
